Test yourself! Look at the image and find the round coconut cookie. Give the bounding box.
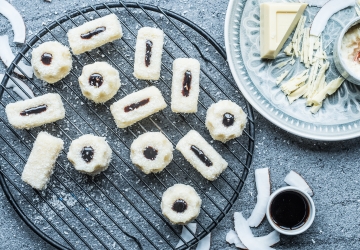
[78,61,121,103]
[31,41,72,83]
[205,100,247,143]
[130,132,173,174]
[161,184,201,225]
[67,134,112,176]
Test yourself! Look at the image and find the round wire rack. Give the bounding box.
[0,2,255,249]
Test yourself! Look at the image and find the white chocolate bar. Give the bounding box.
[21,132,64,190]
[5,93,65,129]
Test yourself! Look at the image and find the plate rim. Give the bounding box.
[224,0,360,141]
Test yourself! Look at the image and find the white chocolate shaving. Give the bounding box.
[281,70,309,95]
[276,70,290,85]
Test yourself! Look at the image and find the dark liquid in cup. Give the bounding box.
[270,190,309,230]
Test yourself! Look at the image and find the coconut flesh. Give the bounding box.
[226,229,280,249]
[176,223,197,248]
[234,212,274,250]
[247,168,271,227]
[0,35,33,78]
[195,232,211,250]
[284,170,314,196]
[0,0,26,43]
[310,0,355,36]
[0,74,34,100]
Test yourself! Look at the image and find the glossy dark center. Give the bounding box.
[20,104,48,116]
[270,191,309,230]
[190,145,213,167]
[41,53,52,65]
[81,146,94,163]
[124,98,150,112]
[81,26,106,39]
[89,73,104,87]
[172,199,187,213]
[222,113,235,127]
[145,40,153,67]
[143,146,158,160]
[181,70,192,97]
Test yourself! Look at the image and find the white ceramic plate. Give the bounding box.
[225,0,360,141]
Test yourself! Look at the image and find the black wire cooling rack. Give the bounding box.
[0,2,255,249]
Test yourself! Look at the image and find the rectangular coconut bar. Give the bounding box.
[5,93,65,129]
[176,130,228,181]
[171,58,200,113]
[133,27,164,80]
[110,86,167,128]
[67,14,123,55]
[21,132,64,190]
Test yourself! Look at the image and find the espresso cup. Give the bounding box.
[266,186,315,235]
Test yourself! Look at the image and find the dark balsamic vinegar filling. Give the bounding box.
[143,146,158,160]
[81,146,94,163]
[182,70,192,97]
[89,73,104,87]
[222,113,235,127]
[124,98,150,112]
[172,199,187,213]
[81,26,106,39]
[41,53,52,65]
[270,191,309,230]
[20,104,48,116]
[190,145,213,167]
[145,40,153,67]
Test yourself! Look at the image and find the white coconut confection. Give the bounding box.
[5,93,65,129]
[67,134,112,176]
[161,184,201,225]
[67,13,123,55]
[31,41,72,83]
[130,132,173,174]
[133,27,164,80]
[78,61,121,103]
[171,58,200,113]
[176,130,228,181]
[110,86,167,128]
[21,132,64,190]
[205,100,247,143]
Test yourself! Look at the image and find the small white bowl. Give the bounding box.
[266,186,315,236]
[334,17,360,85]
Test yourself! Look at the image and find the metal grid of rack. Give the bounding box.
[0,2,255,249]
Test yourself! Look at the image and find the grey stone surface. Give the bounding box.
[1,0,360,249]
